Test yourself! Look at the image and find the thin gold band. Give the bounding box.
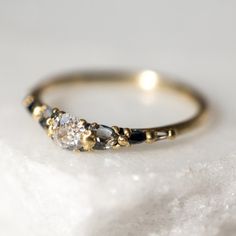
[23,70,208,152]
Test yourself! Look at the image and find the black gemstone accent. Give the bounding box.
[129,130,146,144]
[51,112,58,119]
[26,100,43,114]
[39,117,47,128]
[27,101,36,113]
[51,110,63,119]
[119,128,124,135]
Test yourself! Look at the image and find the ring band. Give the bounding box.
[23,70,208,152]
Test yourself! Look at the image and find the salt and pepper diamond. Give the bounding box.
[94,125,116,150]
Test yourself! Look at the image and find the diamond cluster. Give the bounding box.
[25,99,148,151]
[46,111,118,151]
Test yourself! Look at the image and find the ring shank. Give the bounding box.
[29,70,208,140]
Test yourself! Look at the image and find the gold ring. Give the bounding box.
[23,70,208,152]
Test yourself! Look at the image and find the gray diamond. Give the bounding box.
[94,125,115,150]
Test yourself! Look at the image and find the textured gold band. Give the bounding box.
[23,70,208,152]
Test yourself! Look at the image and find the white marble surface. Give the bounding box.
[0,1,236,235]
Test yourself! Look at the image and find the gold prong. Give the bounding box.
[145,130,157,143]
[118,135,130,147]
[79,119,87,126]
[52,108,60,114]
[46,118,53,126]
[80,130,96,151]
[90,122,99,129]
[107,138,118,147]
[47,126,54,137]
[124,128,131,138]
[32,105,47,121]
[112,126,120,135]
[23,95,34,107]
[168,129,177,140]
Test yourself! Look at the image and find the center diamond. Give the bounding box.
[52,113,83,150]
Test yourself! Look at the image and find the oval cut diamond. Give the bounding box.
[52,113,82,150]
[94,125,116,150]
